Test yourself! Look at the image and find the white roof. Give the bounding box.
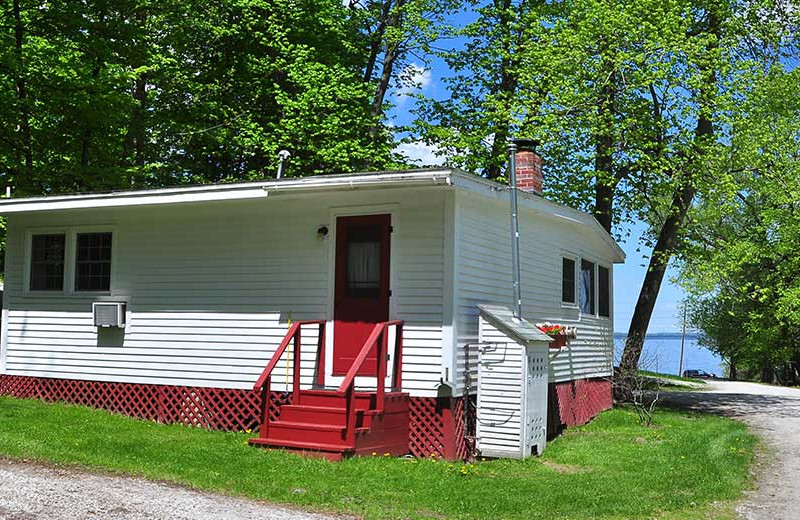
[0,168,625,262]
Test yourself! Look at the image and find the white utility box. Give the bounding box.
[476,304,551,459]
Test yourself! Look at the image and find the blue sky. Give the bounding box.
[387,59,686,335]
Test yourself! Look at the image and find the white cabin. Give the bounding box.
[0,166,624,459]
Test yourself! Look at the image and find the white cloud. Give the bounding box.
[395,63,433,102]
[395,140,446,166]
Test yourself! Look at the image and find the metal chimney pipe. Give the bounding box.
[276,149,291,179]
[507,141,523,319]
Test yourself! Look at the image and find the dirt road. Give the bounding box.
[662,380,800,520]
[0,458,343,520]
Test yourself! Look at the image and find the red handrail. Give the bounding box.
[252,318,403,445]
[337,320,404,441]
[253,320,326,439]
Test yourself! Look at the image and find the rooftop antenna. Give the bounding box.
[276,149,291,179]
[507,138,535,319]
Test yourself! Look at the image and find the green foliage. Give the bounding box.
[0,397,756,519]
[0,0,406,197]
[679,62,800,383]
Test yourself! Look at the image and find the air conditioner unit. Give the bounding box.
[93,302,126,328]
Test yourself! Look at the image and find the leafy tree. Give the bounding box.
[0,0,417,196]
[679,63,800,384]
[415,0,798,387]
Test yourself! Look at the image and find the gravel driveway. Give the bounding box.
[661,380,800,520]
[0,458,345,520]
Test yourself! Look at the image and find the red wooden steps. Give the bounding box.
[248,389,410,460]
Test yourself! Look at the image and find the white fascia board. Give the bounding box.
[0,169,454,214]
[449,171,626,263]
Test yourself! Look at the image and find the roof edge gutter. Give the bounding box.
[0,170,454,214]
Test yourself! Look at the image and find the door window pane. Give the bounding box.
[346,227,381,297]
[75,232,112,292]
[30,234,65,291]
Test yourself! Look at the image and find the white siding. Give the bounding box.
[454,190,617,394]
[1,188,447,397]
[476,317,550,458]
[476,318,523,458]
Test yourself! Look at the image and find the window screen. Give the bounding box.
[75,232,112,292]
[562,257,575,303]
[30,234,65,291]
[580,259,595,314]
[598,266,610,317]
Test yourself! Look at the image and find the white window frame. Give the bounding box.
[69,226,117,296]
[24,225,118,297]
[23,227,70,296]
[579,257,597,317]
[597,263,612,320]
[560,253,579,308]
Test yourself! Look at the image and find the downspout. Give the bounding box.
[507,142,523,319]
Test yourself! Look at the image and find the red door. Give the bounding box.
[333,214,391,376]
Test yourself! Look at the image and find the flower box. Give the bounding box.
[535,322,577,349]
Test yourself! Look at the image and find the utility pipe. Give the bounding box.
[507,141,523,319]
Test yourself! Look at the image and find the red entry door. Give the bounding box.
[333,214,391,376]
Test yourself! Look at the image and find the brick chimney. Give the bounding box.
[515,146,543,195]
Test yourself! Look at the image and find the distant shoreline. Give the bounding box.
[613,332,700,341]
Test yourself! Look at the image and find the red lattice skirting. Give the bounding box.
[0,375,290,432]
[407,395,474,460]
[553,377,612,427]
[0,375,474,459]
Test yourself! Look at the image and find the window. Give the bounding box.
[580,259,595,314]
[562,257,575,303]
[346,227,381,297]
[598,265,610,317]
[30,234,66,291]
[75,232,112,292]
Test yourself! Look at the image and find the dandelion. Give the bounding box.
[372,452,377,456]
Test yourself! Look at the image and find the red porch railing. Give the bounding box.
[252,319,404,444]
[252,320,326,439]
[337,320,404,444]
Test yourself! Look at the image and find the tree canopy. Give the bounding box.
[1,0,798,385]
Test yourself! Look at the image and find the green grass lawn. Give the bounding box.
[0,396,755,519]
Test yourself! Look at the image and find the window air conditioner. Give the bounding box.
[93,302,126,328]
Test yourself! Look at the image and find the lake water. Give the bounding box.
[613,333,725,377]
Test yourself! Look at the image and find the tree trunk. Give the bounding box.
[13,0,33,194]
[761,362,774,384]
[484,0,517,180]
[593,52,616,233]
[363,0,393,84]
[121,9,148,170]
[133,9,148,168]
[617,9,720,386]
[367,0,404,144]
